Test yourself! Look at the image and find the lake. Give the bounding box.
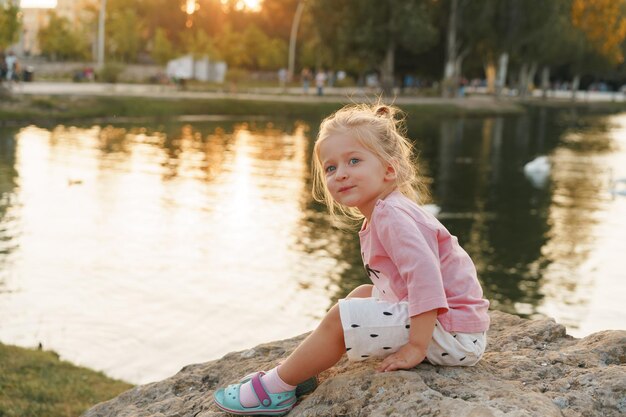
[0,106,624,384]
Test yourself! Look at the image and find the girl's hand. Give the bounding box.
[376,343,426,372]
[376,309,437,372]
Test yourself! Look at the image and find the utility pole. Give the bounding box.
[442,0,458,98]
[287,0,306,82]
[97,0,106,69]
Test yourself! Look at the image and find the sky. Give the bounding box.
[20,0,57,8]
[18,0,263,11]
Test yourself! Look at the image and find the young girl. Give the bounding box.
[213,103,490,416]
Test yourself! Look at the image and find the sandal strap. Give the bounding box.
[251,372,272,407]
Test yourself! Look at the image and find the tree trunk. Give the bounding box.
[442,0,459,98]
[287,0,306,82]
[484,59,496,94]
[571,74,580,101]
[495,53,508,97]
[380,39,395,96]
[540,66,550,99]
[518,63,528,98]
[454,51,468,97]
[527,62,537,97]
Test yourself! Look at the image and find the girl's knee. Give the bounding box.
[346,284,373,299]
[320,304,343,335]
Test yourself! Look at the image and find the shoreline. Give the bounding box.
[0,342,133,417]
[2,83,626,128]
[0,85,521,126]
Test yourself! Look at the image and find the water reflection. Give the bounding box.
[0,108,624,384]
[539,113,626,334]
[0,128,19,294]
[0,122,337,384]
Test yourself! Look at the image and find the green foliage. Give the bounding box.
[107,6,143,62]
[225,67,248,84]
[0,0,20,50]
[0,342,132,417]
[37,11,90,61]
[151,28,175,65]
[310,0,437,75]
[16,0,626,85]
[242,25,287,70]
[215,24,249,68]
[98,62,125,83]
[215,23,287,70]
[180,28,220,59]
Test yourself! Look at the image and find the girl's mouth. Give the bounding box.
[338,185,355,193]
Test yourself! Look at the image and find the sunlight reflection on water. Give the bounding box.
[538,113,626,336]
[0,122,341,383]
[0,109,625,384]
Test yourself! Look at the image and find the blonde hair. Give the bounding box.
[312,103,428,225]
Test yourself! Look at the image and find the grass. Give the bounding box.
[0,342,133,417]
[0,93,529,128]
[0,95,343,126]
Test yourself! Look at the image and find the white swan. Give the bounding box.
[422,203,441,217]
[524,156,551,189]
[610,177,626,196]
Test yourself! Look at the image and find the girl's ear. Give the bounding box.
[384,164,397,181]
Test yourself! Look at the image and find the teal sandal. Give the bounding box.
[239,372,318,397]
[213,371,297,416]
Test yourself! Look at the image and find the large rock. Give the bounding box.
[83,311,625,417]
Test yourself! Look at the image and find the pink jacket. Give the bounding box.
[359,191,490,333]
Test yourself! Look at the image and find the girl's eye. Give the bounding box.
[349,158,360,165]
[325,165,336,173]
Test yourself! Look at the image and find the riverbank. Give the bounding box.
[3,84,626,128]
[0,342,133,417]
[0,84,531,128]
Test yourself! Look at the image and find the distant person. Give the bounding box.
[278,68,287,90]
[213,103,490,416]
[327,70,335,87]
[0,51,7,82]
[315,70,326,96]
[301,67,312,95]
[5,50,17,82]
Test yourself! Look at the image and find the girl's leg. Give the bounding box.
[277,284,373,385]
[233,284,374,409]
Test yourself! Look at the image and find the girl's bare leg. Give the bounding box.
[277,284,373,385]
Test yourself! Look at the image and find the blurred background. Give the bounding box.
[0,0,625,388]
[2,0,626,96]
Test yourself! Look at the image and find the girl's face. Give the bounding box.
[318,134,396,220]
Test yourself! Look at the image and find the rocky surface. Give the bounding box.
[83,311,625,417]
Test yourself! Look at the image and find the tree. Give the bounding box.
[213,23,287,70]
[215,24,251,68]
[180,28,219,59]
[138,0,187,44]
[0,0,21,50]
[453,0,565,97]
[572,0,626,64]
[38,11,90,61]
[311,0,437,94]
[440,0,500,96]
[107,2,143,62]
[505,0,572,97]
[151,28,175,65]
[569,0,626,95]
[531,1,578,98]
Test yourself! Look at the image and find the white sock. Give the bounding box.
[239,366,296,408]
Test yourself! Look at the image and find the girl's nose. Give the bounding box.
[336,166,348,180]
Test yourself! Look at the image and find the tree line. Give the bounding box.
[2,0,626,92]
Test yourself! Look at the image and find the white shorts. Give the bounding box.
[338,288,487,366]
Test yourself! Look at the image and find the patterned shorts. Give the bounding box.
[338,290,487,366]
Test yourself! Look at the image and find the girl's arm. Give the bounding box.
[376,309,437,372]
